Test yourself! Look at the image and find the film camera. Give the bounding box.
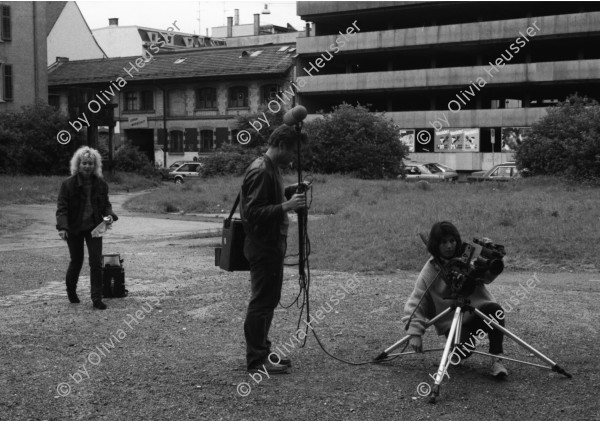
[102,254,128,298]
[443,238,506,298]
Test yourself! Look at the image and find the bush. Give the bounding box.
[0,104,74,175]
[201,143,266,177]
[235,106,285,148]
[303,103,408,179]
[515,94,600,180]
[113,144,161,178]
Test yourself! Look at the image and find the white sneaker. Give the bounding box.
[491,359,508,378]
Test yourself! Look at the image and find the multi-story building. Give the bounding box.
[93,18,226,58]
[48,44,296,167]
[296,1,600,171]
[0,1,47,111]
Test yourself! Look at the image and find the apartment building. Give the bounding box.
[0,1,47,112]
[48,45,296,166]
[296,1,600,171]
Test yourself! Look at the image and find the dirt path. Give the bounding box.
[0,200,599,420]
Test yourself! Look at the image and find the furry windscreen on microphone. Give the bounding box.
[283,106,308,126]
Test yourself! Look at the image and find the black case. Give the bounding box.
[216,194,250,271]
[102,254,128,298]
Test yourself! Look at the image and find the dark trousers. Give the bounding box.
[243,236,286,369]
[450,302,505,357]
[65,229,103,302]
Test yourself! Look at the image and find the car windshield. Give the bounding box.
[435,163,454,172]
[424,163,442,174]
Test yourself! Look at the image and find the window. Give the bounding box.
[161,33,174,45]
[1,6,10,41]
[140,90,153,110]
[1,64,12,101]
[184,37,194,47]
[123,90,154,111]
[196,87,216,109]
[176,163,200,172]
[170,131,184,153]
[229,86,248,108]
[48,94,60,110]
[200,130,214,152]
[148,32,159,43]
[262,84,281,104]
[491,167,513,178]
[124,92,137,111]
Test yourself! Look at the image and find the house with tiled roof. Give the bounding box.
[48,44,297,167]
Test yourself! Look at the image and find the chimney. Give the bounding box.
[109,18,119,26]
[254,14,260,36]
[227,16,233,37]
[234,9,239,25]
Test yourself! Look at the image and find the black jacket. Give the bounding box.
[240,155,294,244]
[56,173,118,234]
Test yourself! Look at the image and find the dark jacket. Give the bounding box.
[56,173,118,234]
[240,155,294,245]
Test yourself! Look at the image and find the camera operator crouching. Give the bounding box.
[402,221,509,378]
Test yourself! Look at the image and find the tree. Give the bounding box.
[515,94,600,180]
[303,103,408,179]
[0,104,75,175]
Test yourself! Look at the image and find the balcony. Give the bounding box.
[297,12,600,54]
[305,108,547,130]
[297,59,600,93]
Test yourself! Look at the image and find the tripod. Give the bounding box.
[374,296,572,403]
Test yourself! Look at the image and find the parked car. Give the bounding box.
[467,162,521,182]
[401,162,459,182]
[168,162,203,184]
[160,160,191,180]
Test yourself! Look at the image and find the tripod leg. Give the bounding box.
[429,306,463,403]
[374,336,411,361]
[375,307,455,361]
[473,308,572,378]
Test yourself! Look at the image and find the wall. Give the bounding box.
[0,1,48,112]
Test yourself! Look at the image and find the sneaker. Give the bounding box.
[67,291,80,304]
[491,359,508,378]
[93,300,107,310]
[248,361,289,375]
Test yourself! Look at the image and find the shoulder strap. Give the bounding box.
[227,193,240,222]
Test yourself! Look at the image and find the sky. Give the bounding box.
[77,0,306,36]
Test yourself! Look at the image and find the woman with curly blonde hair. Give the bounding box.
[56,146,118,309]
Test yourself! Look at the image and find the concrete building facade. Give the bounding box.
[0,1,47,112]
[296,1,600,171]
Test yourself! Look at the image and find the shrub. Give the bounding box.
[0,104,74,175]
[201,143,266,177]
[515,94,600,180]
[303,103,408,179]
[113,144,161,178]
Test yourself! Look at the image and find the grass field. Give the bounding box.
[123,175,600,273]
[0,173,160,235]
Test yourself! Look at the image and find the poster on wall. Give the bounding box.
[399,129,415,152]
[435,128,480,152]
[501,127,531,151]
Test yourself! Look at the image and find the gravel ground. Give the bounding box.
[0,214,599,420]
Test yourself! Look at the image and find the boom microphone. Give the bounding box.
[283,105,308,126]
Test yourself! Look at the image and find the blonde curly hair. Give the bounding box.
[69,146,103,177]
